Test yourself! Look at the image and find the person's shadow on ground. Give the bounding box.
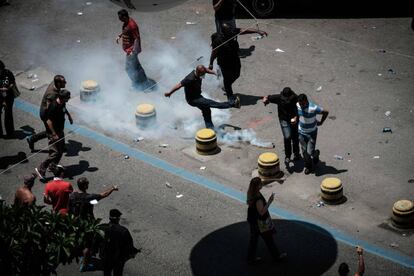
[65,140,91,157]
[236,93,263,107]
[286,158,305,174]
[65,160,98,179]
[0,152,27,170]
[315,161,348,177]
[239,45,256,58]
[190,219,337,276]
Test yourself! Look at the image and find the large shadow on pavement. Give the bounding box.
[190,219,337,276]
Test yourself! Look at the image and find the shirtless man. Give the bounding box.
[14,174,37,206]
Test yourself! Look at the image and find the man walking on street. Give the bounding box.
[213,0,237,33]
[294,94,329,174]
[35,90,71,180]
[27,75,73,151]
[263,87,300,164]
[14,174,37,206]
[164,65,240,130]
[116,9,152,90]
[43,165,73,215]
[100,209,140,276]
[209,23,267,104]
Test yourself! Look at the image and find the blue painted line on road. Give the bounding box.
[15,99,414,269]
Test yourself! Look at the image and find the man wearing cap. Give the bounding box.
[27,75,73,151]
[100,209,139,276]
[35,89,71,180]
[14,174,37,206]
[43,165,73,215]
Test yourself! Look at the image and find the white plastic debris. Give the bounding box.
[27,73,34,78]
[385,111,391,117]
[176,194,183,198]
[124,155,129,159]
[378,73,382,76]
[334,155,343,160]
[32,79,39,82]
[134,137,144,142]
[251,35,265,41]
[390,242,398,248]
[77,12,83,16]
[76,40,81,43]
[86,1,92,5]
[275,48,285,53]
[195,10,200,14]
[373,156,380,159]
[170,36,176,40]
[90,199,98,205]
[186,21,197,25]
[200,166,206,170]
[165,182,172,188]
[30,86,36,91]
[159,144,169,148]
[316,86,322,92]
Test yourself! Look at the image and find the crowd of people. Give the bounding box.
[0,1,368,275]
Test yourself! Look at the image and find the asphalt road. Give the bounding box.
[1,0,414,275]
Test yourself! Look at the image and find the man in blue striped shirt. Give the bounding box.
[294,94,329,174]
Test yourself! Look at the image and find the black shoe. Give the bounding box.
[313,150,320,164]
[27,137,35,151]
[35,168,46,181]
[233,96,241,109]
[304,168,311,175]
[275,252,287,261]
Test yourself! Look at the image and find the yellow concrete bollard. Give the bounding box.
[258,152,281,181]
[195,128,219,155]
[392,200,414,229]
[80,80,100,102]
[320,177,344,204]
[135,104,156,129]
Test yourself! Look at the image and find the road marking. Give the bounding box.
[15,99,414,269]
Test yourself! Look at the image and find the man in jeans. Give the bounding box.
[164,65,240,130]
[263,87,300,164]
[27,75,73,151]
[35,90,71,180]
[294,94,329,174]
[116,9,151,90]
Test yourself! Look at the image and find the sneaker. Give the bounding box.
[233,96,241,109]
[27,137,34,151]
[35,168,45,180]
[275,252,287,261]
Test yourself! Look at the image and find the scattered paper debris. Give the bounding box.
[385,111,391,117]
[334,155,343,160]
[90,199,98,205]
[86,1,92,5]
[124,155,129,159]
[373,156,380,159]
[195,10,200,14]
[159,144,169,148]
[176,194,183,198]
[32,78,39,82]
[165,182,172,188]
[390,242,398,248]
[30,86,36,91]
[200,166,206,170]
[316,86,322,92]
[77,12,83,16]
[275,48,285,53]
[76,40,81,43]
[170,36,176,40]
[186,21,197,25]
[378,73,382,76]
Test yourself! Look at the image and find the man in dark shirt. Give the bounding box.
[263,87,300,164]
[69,177,119,219]
[0,60,17,138]
[164,65,240,129]
[213,0,237,33]
[100,209,139,276]
[27,75,73,151]
[35,90,71,180]
[209,24,267,104]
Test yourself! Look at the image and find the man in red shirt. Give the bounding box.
[43,165,73,215]
[116,9,153,91]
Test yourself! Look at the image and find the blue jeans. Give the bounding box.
[279,120,299,158]
[188,96,233,129]
[125,53,148,89]
[299,130,318,169]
